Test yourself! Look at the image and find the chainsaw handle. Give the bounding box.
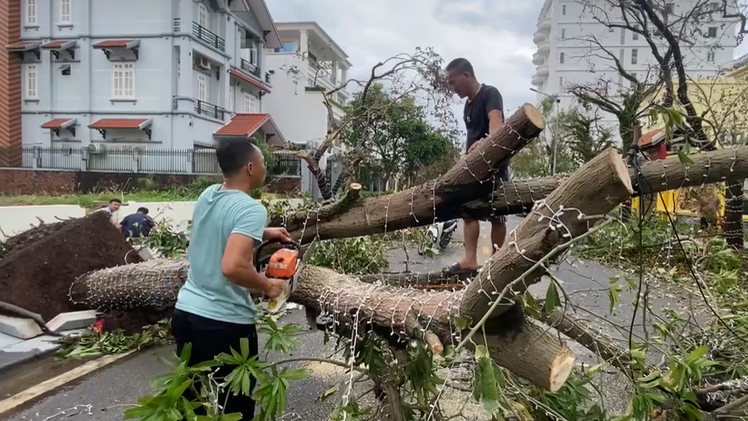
[254,240,303,271]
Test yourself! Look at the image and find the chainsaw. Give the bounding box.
[253,240,303,315]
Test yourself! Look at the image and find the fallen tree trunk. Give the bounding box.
[290,145,748,240]
[458,148,634,322]
[283,103,545,243]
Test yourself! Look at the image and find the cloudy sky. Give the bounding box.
[265,0,748,125]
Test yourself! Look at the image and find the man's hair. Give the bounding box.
[109,198,122,204]
[137,207,149,214]
[446,58,475,77]
[216,140,260,176]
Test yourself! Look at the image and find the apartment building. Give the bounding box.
[532,0,738,131]
[5,0,288,171]
[264,21,352,195]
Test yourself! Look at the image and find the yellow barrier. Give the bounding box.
[631,184,747,221]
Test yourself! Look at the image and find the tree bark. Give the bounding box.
[283,104,545,243]
[458,148,633,322]
[295,146,748,240]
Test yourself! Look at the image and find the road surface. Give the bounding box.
[1,217,709,420]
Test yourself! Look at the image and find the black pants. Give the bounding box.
[171,309,259,419]
[700,217,716,230]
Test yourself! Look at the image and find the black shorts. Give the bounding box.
[484,165,510,224]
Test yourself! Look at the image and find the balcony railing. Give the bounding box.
[192,22,225,52]
[194,100,226,121]
[240,58,261,78]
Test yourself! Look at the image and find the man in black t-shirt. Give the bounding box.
[120,207,156,238]
[443,58,509,276]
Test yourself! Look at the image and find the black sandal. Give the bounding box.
[442,262,479,279]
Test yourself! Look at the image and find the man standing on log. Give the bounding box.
[172,140,289,419]
[443,58,508,276]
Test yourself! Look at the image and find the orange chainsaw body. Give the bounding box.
[264,247,301,280]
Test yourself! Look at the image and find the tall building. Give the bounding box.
[264,21,352,195]
[5,0,289,172]
[532,0,738,130]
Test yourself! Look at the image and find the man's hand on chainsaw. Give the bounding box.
[263,227,292,243]
[264,278,286,299]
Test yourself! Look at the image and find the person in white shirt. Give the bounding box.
[96,199,122,226]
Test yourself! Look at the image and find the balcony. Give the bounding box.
[194,100,226,121]
[531,74,543,86]
[537,64,550,76]
[539,17,552,32]
[533,31,546,44]
[532,52,544,65]
[240,58,262,79]
[192,22,225,52]
[538,40,551,54]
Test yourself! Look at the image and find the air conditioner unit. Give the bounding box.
[197,57,211,70]
[88,143,107,155]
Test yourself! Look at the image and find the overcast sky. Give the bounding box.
[265,0,748,126]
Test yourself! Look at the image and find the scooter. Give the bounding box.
[418,219,458,256]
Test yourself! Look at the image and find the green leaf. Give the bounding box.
[678,150,694,165]
[453,315,472,331]
[544,281,561,313]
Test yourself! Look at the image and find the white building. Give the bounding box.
[532,0,738,131]
[264,21,352,195]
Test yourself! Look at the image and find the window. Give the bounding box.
[59,64,71,76]
[609,27,614,32]
[243,93,257,113]
[559,52,565,64]
[620,28,625,44]
[707,51,716,63]
[707,27,717,38]
[274,41,295,53]
[112,63,135,98]
[630,73,637,87]
[26,0,37,25]
[561,29,566,39]
[559,77,564,87]
[631,49,638,65]
[709,2,720,11]
[24,64,38,99]
[619,49,625,63]
[248,43,258,64]
[198,3,208,28]
[665,3,674,14]
[227,86,233,111]
[196,73,208,101]
[59,0,71,24]
[633,31,639,40]
[562,5,566,15]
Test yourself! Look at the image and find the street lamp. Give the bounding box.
[530,88,561,175]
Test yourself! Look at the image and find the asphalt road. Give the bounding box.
[2,217,711,420]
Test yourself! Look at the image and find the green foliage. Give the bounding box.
[343,83,457,189]
[307,236,389,274]
[125,317,309,421]
[140,220,191,258]
[57,319,172,358]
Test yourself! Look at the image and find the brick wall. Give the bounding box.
[0,168,301,195]
[0,0,22,167]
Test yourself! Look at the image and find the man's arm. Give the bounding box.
[221,234,273,292]
[485,86,504,135]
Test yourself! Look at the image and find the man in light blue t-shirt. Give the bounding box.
[172,140,289,419]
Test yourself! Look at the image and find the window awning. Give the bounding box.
[42,118,77,137]
[89,118,152,140]
[41,40,77,59]
[92,39,140,60]
[214,113,286,146]
[228,69,270,93]
[6,41,41,59]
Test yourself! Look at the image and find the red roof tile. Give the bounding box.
[41,118,76,129]
[41,40,76,49]
[214,113,270,137]
[6,41,41,51]
[638,130,665,148]
[92,39,138,49]
[228,69,271,93]
[88,118,151,130]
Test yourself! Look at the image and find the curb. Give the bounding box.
[0,347,57,374]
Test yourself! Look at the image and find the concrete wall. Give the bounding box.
[0,198,304,241]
